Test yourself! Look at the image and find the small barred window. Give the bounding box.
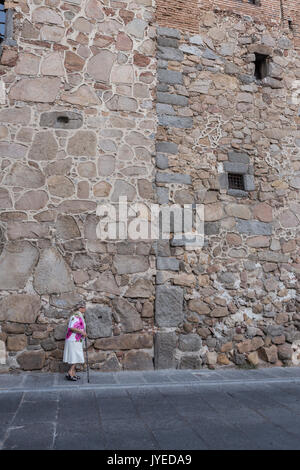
[228,173,245,191]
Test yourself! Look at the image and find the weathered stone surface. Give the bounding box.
[111,65,134,84]
[15,191,48,211]
[50,293,82,310]
[67,130,97,156]
[277,343,293,360]
[0,188,12,209]
[225,204,251,220]
[0,106,31,125]
[157,257,179,271]
[155,285,183,327]
[85,305,112,339]
[0,340,6,365]
[0,294,40,323]
[7,221,49,240]
[55,215,80,240]
[259,345,278,363]
[64,52,85,73]
[156,172,192,185]
[158,115,193,129]
[15,52,40,76]
[0,241,39,290]
[5,162,45,189]
[33,248,75,294]
[179,334,201,352]
[157,26,181,38]
[180,355,202,369]
[47,175,75,198]
[99,354,122,372]
[61,85,99,106]
[188,299,211,315]
[210,307,229,318]
[58,200,97,214]
[93,181,112,197]
[95,333,153,350]
[125,279,154,298]
[204,203,225,222]
[114,255,149,274]
[154,331,177,369]
[53,324,67,341]
[236,219,272,235]
[87,51,115,82]
[158,69,183,85]
[253,203,273,222]
[40,111,83,129]
[156,141,178,154]
[17,350,46,371]
[123,350,153,370]
[89,272,120,295]
[0,142,28,160]
[40,25,64,42]
[112,298,143,333]
[9,78,61,103]
[7,334,27,351]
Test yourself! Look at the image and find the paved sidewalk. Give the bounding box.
[1,367,300,450]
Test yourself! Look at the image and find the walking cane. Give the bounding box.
[85,336,90,383]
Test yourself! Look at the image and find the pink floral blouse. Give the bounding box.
[65,313,86,343]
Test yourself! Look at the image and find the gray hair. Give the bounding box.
[75,301,86,310]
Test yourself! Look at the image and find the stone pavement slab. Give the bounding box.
[1,367,300,450]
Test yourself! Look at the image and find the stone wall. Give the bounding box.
[0,0,157,372]
[154,8,300,369]
[0,0,299,373]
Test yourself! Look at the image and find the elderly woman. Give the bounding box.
[63,301,87,381]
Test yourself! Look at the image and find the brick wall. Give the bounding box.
[156,0,300,49]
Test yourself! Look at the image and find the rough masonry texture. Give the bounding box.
[0,0,299,372]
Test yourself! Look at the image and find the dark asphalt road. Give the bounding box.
[1,367,300,450]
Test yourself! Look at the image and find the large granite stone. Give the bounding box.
[123,350,153,370]
[112,298,143,333]
[154,331,177,369]
[9,78,61,103]
[85,305,112,339]
[88,272,120,295]
[4,162,45,189]
[87,50,115,82]
[236,219,273,235]
[40,111,83,129]
[33,248,75,294]
[179,334,202,352]
[17,350,46,371]
[0,241,39,290]
[67,130,97,156]
[124,279,154,298]
[0,188,12,209]
[0,142,28,160]
[114,255,149,274]
[94,333,153,350]
[155,285,184,327]
[0,294,40,323]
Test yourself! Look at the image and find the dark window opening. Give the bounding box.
[248,0,261,5]
[254,53,269,80]
[0,1,6,45]
[288,19,293,31]
[228,173,245,191]
[57,116,70,124]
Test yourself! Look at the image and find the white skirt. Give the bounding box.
[63,341,85,364]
